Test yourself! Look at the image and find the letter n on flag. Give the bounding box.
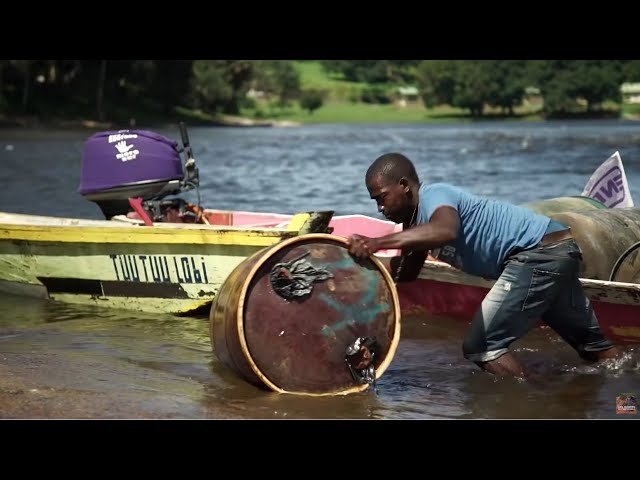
[582,151,635,208]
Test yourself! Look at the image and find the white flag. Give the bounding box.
[581,151,634,208]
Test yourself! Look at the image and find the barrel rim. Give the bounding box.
[235,233,402,396]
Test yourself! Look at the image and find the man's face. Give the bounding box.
[366,174,410,224]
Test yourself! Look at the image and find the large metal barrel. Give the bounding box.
[523,196,607,215]
[209,233,401,396]
[548,208,640,281]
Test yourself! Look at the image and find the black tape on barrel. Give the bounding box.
[270,252,333,301]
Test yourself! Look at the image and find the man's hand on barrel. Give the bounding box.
[346,234,380,258]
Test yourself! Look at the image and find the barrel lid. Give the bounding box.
[236,234,400,395]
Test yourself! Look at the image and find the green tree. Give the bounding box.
[452,61,492,117]
[572,60,624,110]
[150,60,193,115]
[622,60,640,81]
[484,60,527,115]
[299,88,325,114]
[416,60,459,108]
[191,60,253,115]
[252,61,301,107]
[529,60,624,115]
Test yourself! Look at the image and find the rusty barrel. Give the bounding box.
[548,208,640,282]
[523,196,607,215]
[209,233,401,396]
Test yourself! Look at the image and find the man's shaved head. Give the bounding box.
[364,153,420,224]
[365,152,419,186]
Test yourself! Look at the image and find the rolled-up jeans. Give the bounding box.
[462,238,614,363]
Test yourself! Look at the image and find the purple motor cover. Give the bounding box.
[78,129,184,195]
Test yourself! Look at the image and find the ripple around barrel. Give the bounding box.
[209,234,401,396]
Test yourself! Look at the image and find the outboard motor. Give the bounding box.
[78,123,199,220]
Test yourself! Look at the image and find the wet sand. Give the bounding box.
[1,292,639,420]
[0,333,239,419]
[0,293,246,419]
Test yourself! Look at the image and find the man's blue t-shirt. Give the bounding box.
[415,182,550,279]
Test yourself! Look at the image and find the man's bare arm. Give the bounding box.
[374,206,460,251]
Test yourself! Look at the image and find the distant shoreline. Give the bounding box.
[1,109,636,132]
[0,114,302,131]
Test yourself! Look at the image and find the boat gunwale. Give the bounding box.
[0,210,322,245]
[413,259,640,305]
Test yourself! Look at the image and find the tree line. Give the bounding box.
[1,60,639,122]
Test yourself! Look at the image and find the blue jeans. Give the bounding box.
[462,238,614,363]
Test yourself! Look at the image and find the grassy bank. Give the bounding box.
[293,61,368,101]
[241,100,547,125]
[238,60,544,124]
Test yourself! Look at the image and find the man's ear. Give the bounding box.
[399,177,410,193]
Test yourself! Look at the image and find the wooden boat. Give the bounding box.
[0,125,340,313]
[397,260,640,345]
[0,209,333,314]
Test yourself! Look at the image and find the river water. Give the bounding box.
[1,120,639,419]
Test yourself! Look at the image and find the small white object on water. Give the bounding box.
[279,330,284,336]
[5,145,14,151]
